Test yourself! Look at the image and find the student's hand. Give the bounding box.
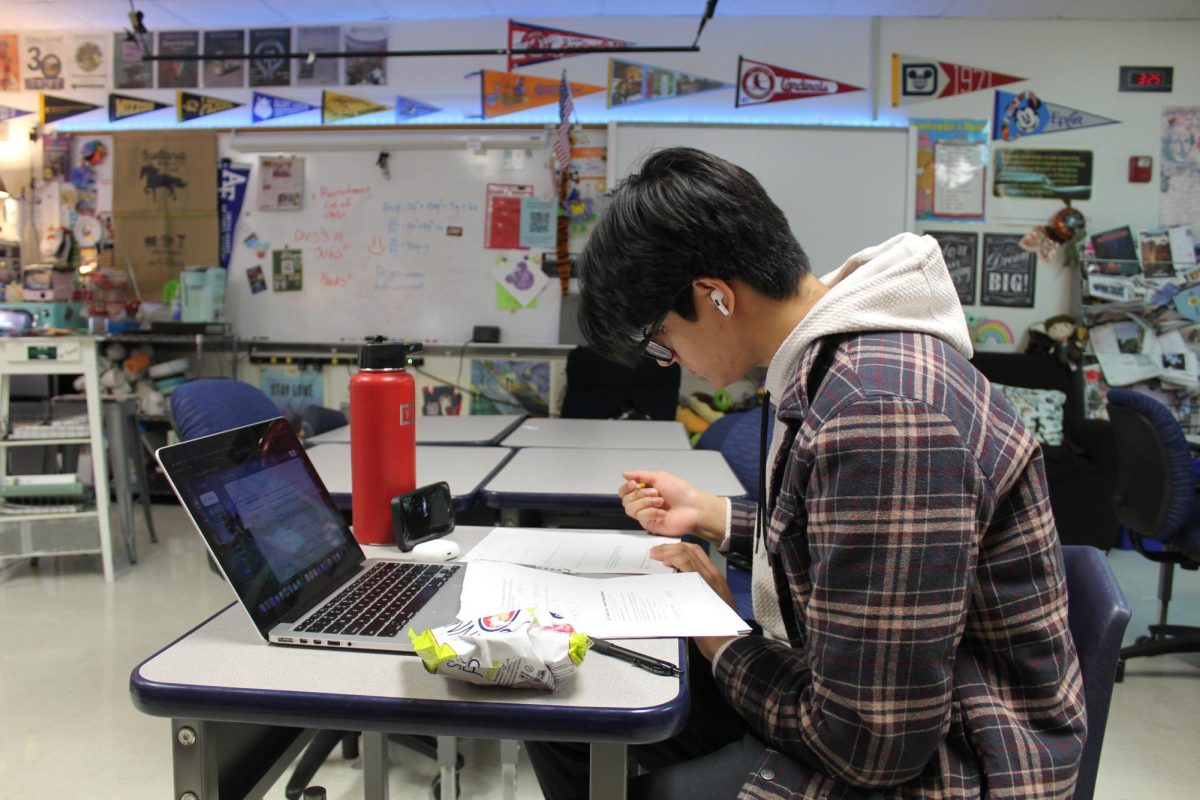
[649,541,740,661]
[649,541,737,610]
[619,470,726,543]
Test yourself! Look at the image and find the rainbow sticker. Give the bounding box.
[973,319,1015,346]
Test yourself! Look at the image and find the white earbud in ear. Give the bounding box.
[710,289,730,316]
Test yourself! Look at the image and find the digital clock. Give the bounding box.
[1119,66,1173,93]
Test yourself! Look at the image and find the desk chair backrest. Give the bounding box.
[169,379,280,441]
[1106,388,1196,545]
[1061,545,1131,800]
[696,407,775,495]
[561,346,681,421]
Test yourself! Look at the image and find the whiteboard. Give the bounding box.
[611,124,912,277]
[219,132,568,344]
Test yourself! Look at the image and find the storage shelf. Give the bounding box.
[0,437,92,447]
[0,509,99,523]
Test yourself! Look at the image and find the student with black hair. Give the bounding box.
[527,147,1086,800]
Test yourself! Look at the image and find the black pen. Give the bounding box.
[588,638,683,677]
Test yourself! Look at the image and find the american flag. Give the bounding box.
[555,70,574,170]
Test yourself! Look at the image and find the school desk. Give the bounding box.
[307,413,527,447]
[305,443,513,511]
[129,526,689,800]
[500,417,692,450]
[481,446,745,526]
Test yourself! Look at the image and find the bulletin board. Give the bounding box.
[610,123,913,276]
[218,129,577,344]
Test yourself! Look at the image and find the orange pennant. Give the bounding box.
[481,70,601,119]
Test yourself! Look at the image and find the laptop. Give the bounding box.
[156,417,465,654]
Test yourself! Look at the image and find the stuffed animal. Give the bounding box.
[1027,314,1084,370]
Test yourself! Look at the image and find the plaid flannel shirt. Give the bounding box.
[716,331,1086,800]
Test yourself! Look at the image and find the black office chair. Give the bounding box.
[1105,388,1200,679]
[1061,545,1131,800]
[168,379,461,799]
[561,346,681,421]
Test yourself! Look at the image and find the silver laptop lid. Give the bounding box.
[156,418,365,639]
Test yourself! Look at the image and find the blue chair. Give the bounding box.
[697,407,774,621]
[300,403,348,440]
[1061,545,1131,800]
[1105,388,1200,678]
[168,379,280,440]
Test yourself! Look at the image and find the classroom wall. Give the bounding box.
[1,14,1199,357]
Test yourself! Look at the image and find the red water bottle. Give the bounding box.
[349,337,421,545]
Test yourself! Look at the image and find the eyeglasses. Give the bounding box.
[633,321,674,363]
[631,284,692,363]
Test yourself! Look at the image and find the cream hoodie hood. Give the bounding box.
[764,231,973,402]
[750,232,973,642]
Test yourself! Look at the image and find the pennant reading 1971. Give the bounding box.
[508,20,634,71]
[892,53,1023,107]
[736,56,862,107]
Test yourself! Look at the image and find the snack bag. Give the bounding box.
[409,608,590,690]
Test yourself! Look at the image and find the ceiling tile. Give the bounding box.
[146,0,288,27]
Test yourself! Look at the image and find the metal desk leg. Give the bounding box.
[362,731,389,800]
[171,718,314,799]
[104,401,137,564]
[124,401,158,543]
[589,743,628,800]
[438,736,457,800]
[500,739,520,800]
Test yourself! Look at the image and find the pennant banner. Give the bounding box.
[40,94,100,125]
[993,90,1119,142]
[322,91,391,124]
[395,95,440,121]
[0,105,33,124]
[251,91,318,123]
[892,53,1024,107]
[608,58,728,108]
[481,70,602,120]
[218,161,251,270]
[109,93,170,122]
[736,56,862,107]
[508,20,634,71]
[178,92,243,122]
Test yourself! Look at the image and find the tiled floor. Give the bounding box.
[1,505,1198,798]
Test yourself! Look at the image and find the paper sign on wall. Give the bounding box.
[519,197,555,248]
[258,156,304,211]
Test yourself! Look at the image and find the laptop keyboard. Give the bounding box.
[295,561,459,638]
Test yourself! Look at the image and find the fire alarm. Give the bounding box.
[1129,156,1152,183]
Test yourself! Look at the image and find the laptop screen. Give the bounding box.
[157,418,364,636]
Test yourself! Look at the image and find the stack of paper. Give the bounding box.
[457,528,750,639]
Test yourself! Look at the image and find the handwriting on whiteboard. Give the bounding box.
[374,263,426,292]
[316,184,372,221]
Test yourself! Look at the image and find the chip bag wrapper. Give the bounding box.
[409,608,590,690]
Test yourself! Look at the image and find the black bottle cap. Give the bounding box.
[357,336,423,370]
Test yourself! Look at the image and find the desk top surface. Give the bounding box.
[130,527,688,744]
[501,418,691,450]
[308,414,527,447]
[482,447,744,508]
[306,444,512,507]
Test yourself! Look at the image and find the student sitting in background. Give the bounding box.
[526,147,1085,800]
